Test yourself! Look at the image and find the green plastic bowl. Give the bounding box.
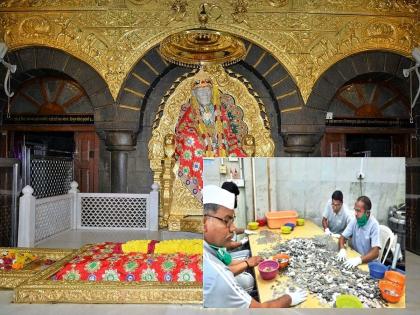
[335,294,363,308]
[297,218,305,226]
[281,225,292,234]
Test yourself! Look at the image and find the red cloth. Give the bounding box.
[53,242,202,283]
[175,101,245,198]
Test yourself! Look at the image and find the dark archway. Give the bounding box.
[0,46,114,131]
[307,51,418,157]
[306,51,414,112]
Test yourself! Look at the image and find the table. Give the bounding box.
[248,220,405,308]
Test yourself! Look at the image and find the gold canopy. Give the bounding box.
[159,28,246,68]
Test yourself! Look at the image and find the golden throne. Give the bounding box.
[148,65,274,232]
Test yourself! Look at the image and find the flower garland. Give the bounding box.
[121,239,203,255]
[0,250,37,270]
[154,239,203,255]
[121,240,150,254]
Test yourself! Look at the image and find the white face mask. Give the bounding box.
[193,86,212,106]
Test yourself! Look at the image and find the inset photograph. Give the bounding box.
[203,157,405,308]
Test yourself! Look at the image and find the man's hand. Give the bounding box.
[337,248,347,261]
[286,288,308,306]
[324,228,332,235]
[246,256,263,267]
[344,256,362,269]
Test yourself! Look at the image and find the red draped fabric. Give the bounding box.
[54,242,202,283]
[175,99,245,198]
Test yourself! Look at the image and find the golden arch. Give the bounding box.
[148,65,275,232]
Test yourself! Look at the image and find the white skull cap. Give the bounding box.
[202,185,235,210]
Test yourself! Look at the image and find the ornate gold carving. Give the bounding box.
[13,245,202,304]
[366,21,395,39]
[180,216,204,233]
[266,0,288,7]
[0,247,74,289]
[231,0,250,25]
[0,1,416,102]
[242,134,256,157]
[167,0,188,24]
[19,16,52,38]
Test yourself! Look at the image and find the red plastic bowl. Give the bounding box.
[257,217,267,226]
[258,260,279,280]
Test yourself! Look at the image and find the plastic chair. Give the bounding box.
[379,225,395,264]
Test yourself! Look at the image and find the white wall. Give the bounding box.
[203,158,405,230]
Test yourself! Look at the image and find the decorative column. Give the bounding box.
[105,131,137,193]
[281,133,323,157]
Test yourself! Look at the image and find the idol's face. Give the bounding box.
[193,86,212,106]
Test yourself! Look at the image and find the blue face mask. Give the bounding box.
[209,245,232,265]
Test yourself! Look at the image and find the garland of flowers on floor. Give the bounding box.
[122,239,202,255]
[0,250,37,270]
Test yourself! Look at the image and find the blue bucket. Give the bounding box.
[368,261,389,279]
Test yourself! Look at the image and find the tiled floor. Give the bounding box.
[1,228,419,314]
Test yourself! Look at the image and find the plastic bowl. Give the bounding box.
[281,225,292,234]
[257,217,267,226]
[265,211,298,229]
[384,270,406,289]
[368,261,389,279]
[248,222,259,230]
[379,280,403,303]
[273,253,290,269]
[335,294,363,308]
[258,260,279,280]
[284,223,295,231]
[296,218,305,226]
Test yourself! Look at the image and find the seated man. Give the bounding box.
[337,196,381,268]
[203,185,307,308]
[322,190,351,235]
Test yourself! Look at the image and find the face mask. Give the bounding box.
[357,212,368,227]
[209,245,232,265]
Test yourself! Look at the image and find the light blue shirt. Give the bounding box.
[203,241,252,308]
[342,215,381,256]
[323,199,351,234]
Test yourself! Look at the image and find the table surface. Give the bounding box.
[248,220,405,308]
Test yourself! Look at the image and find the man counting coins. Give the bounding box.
[203,185,307,308]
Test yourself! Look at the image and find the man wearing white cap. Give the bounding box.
[203,185,308,308]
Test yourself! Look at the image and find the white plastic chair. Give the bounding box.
[379,225,395,264]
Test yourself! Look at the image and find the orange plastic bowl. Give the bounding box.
[384,270,406,289]
[379,280,403,303]
[273,253,290,269]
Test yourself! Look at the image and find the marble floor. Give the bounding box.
[1,228,419,315]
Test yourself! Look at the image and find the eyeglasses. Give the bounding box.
[205,214,235,227]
